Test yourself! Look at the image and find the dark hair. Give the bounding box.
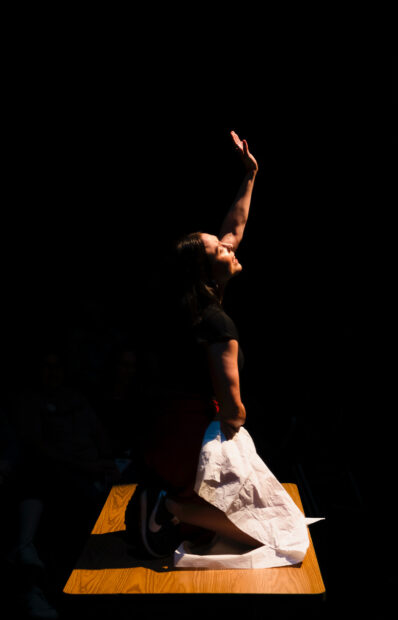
[173,231,221,327]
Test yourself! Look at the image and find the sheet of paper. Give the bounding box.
[174,421,324,569]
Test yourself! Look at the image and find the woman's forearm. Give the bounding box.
[219,170,257,246]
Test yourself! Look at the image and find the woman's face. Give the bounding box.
[200,233,243,284]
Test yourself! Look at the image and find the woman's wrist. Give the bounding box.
[222,405,246,429]
[226,420,244,431]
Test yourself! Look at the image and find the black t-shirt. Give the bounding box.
[159,303,244,399]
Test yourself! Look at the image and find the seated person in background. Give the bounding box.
[8,349,121,570]
[15,350,120,493]
[0,405,21,491]
[94,342,147,460]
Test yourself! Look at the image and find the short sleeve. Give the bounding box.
[194,305,239,346]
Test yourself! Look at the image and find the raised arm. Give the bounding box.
[219,131,259,252]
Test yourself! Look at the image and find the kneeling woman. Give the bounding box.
[127,131,261,557]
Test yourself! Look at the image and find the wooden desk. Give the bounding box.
[64,483,325,597]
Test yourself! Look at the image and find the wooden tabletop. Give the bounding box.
[63,483,325,596]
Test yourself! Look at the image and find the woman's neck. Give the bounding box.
[214,280,226,304]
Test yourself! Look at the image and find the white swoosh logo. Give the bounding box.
[148,491,165,533]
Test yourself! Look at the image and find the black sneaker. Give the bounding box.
[124,485,144,546]
[140,488,182,558]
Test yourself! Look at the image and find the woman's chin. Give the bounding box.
[231,264,243,277]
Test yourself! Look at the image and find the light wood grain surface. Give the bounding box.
[64,483,325,595]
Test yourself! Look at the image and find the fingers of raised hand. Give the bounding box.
[230,130,244,151]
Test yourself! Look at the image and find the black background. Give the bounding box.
[0,23,394,616]
[2,42,386,450]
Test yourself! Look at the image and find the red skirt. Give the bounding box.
[144,393,219,497]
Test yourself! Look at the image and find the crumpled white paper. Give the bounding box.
[174,421,323,569]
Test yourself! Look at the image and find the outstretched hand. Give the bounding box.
[231,130,258,173]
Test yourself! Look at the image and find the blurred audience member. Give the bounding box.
[7,349,120,587]
[93,342,149,481]
[0,405,21,491]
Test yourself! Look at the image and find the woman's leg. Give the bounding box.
[165,496,262,548]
